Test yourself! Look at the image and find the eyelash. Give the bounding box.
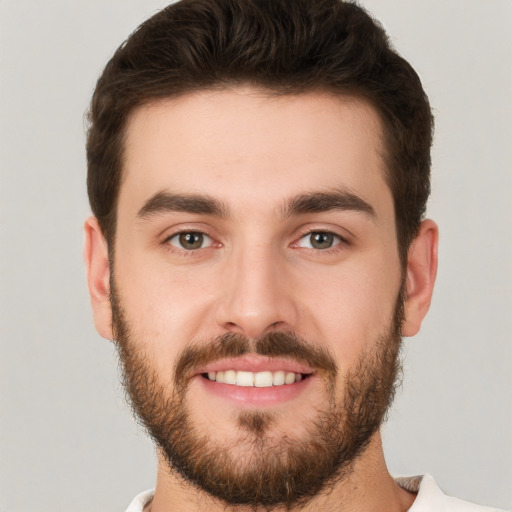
[163,228,349,256]
[292,229,349,253]
[164,230,218,253]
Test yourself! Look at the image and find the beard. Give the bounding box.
[111,283,404,510]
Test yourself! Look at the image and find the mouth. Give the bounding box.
[202,370,310,387]
[194,355,316,406]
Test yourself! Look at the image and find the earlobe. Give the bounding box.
[83,216,113,340]
[402,219,439,337]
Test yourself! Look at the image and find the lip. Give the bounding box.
[197,372,314,406]
[194,354,315,376]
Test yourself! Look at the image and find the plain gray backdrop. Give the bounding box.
[1,1,511,510]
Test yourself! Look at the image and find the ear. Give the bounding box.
[84,216,113,340]
[402,219,439,337]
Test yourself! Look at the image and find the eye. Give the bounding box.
[297,231,343,250]
[167,231,213,250]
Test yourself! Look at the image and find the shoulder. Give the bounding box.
[396,474,509,512]
[124,489,154,512]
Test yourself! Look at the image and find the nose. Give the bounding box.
[215,243,298,339]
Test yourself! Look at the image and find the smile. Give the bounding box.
[195,355,316,405]
[204,370,306,387]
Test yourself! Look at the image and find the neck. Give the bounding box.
[147,432,416,512]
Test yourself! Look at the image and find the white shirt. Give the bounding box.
[397,475,506,512]
[124,474,508,512]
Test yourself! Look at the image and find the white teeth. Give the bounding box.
[224,370,237,385]
[236,371,254,387]
[254,371,273,387]
[207,370,305,387]
[273,370,285,386]
[285,372,296,385]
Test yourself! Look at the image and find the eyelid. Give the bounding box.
[162,228,221,253]
[160,225,349,254]
[299,231,343,248]
[294,226,349,243]
[169,232,212,248]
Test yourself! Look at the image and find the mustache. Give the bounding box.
[174,331,338,387]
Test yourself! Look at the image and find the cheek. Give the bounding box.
[301,255,401,366]
[113,250,222,372]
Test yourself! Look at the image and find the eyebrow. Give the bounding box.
[282,189,376,219]
[137,191,229,219]
[137,188,375,221]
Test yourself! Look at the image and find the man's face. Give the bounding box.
[110,89,404,506]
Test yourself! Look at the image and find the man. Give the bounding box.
[83,1,504,511]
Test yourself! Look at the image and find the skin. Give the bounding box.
[84,88,438,511]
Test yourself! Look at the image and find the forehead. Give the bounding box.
[120,88,390,216]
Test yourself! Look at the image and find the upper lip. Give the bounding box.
[194,354,315,376]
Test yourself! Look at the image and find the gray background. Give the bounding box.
[0,1,511,510]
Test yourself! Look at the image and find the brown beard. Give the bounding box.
[111,283,404,510]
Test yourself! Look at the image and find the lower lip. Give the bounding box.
[197,375,313,406]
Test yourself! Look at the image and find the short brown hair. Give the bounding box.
[87,0,433,264]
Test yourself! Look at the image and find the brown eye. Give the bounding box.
[168,232,211,250]
[298,232,341,250]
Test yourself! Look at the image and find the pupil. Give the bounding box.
[180,232,203,249]
[311,232,333,249]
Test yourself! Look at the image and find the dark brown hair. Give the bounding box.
[87,0,433,264]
